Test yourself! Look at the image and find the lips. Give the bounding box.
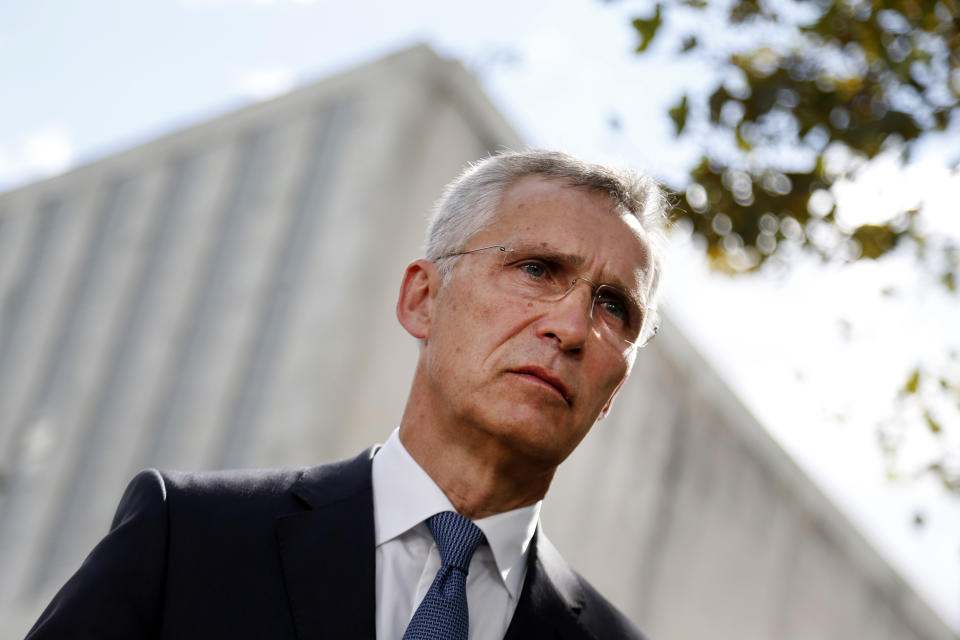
[509,366,573,405]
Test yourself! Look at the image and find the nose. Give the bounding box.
[537,280,595,352]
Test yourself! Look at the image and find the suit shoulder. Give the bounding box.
[574,571,649,640]
[158,466,307,496]
[536,532,650,639]
[144,466,307,517]
[152,447,376,504]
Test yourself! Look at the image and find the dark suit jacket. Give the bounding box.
[26,448,646,639]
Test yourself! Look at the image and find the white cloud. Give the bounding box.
[237,67,295,100]
[24,127,74,175]
[0,126,75,192]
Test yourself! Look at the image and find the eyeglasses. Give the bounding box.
[436,244,652,350]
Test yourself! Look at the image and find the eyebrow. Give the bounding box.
[508,245,585,269]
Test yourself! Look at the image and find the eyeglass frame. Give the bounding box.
[433,243,657,348]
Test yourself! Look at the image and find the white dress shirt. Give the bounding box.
[371,429,541,640]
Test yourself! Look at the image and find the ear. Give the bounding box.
[396,259,439,340]
[598,375,629,421]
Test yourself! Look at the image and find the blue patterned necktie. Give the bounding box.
[402,511,487,640]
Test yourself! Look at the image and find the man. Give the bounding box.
[27,150,666,639]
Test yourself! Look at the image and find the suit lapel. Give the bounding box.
[273,449,593,639]
[504,527,593,640]
[276,449,378,639]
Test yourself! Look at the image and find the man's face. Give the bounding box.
[419,176,654,468]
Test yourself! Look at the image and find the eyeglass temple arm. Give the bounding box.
[438,245,514,259]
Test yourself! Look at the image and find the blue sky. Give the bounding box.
[2,0,958,628]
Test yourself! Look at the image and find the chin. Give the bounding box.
[485,415,583,468]
[460,392,594,466]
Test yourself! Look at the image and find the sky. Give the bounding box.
[2,0,958,630]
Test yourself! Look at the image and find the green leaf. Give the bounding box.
[903,368,920,394]
[852,224,902,259]
[669,95,689,134]
[941,271,956,292]
[681,35,699,52]
[924,412,942,435]
[708,86,730,123]
[632,4,662,53]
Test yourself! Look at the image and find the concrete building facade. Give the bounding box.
[0,45,954,639]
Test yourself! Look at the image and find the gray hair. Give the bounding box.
[424,149,669,345]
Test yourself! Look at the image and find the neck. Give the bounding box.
[398,412,555,521]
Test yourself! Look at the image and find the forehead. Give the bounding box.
[480,176,653,287]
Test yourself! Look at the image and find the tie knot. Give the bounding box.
[427,511,486,571]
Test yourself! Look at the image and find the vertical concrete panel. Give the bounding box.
[245,91,399,466]
[0,206,35,327]
[125,142,236,475]
[28,163,178,595]
[26,174,150,591]
[0,196,76,434]
[142,126,280,470]
[180,113,314,469]
[0,201,38,457]
[215,100,355,469]
[0,182,106,603]
[15,175,152,593]
[68,154,204,542]
[21,179,138,430]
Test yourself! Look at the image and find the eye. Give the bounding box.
[519,261,548,278]
[596,297,627,321]
[593,288,636,326]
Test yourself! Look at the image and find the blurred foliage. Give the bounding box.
[631,0,958,277]
[630,0,959,494]
[633,3,664,51]
[879,361,960,493]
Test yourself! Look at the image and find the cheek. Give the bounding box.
[472,298,527,342]
[586,361,628,406]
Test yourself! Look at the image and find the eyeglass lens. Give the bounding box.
[489,247,643,347]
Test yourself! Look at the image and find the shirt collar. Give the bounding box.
[371,428,541,599]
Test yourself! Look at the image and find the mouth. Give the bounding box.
[509,366,573,406]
